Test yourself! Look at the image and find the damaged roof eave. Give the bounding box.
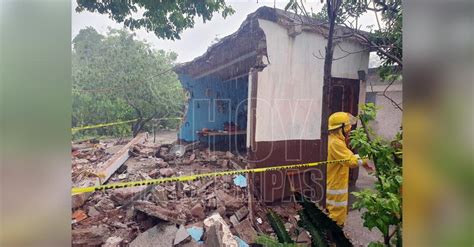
[173,6,373,80]
[192,51,258,80]
[173,9,267,80]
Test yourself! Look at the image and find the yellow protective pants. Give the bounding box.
[326,131,360,226]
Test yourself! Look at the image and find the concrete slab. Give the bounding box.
[130,224,177,247]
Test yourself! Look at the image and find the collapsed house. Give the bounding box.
[175,6,371,203]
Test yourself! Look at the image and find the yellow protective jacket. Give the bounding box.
[326,130,361,226]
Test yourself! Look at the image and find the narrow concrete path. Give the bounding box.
[344,167,384,246]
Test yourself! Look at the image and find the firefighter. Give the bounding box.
[326,112,374,226]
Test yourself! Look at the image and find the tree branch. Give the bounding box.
[382,75,403,112]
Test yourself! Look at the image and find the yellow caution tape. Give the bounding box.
[71,117,183,132]
[71,158,352,195]
[72,119,138,132]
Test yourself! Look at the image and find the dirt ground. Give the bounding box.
[149,130,179,145]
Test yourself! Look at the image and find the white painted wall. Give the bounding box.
[366,85,403,140]
[253,19,370,142]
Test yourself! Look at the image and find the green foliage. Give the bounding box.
[255,234,300,247]
[297,210,328,247]
[295,192,351,247]
[358,103,378,123]
[72,27,185,139]
[368,0,402,81]
[299,0,402,81]
[350,103,402,246]
[368,242,386,247]
[267,209,294,244]
[75,0,235,40]
[345,0,402,81]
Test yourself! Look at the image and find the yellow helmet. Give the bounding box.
[328,112,357,131]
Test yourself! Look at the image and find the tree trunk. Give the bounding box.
[132,116,156,137]
[132,120,145,137]
[320,0,339,207]
[384,234,390,246]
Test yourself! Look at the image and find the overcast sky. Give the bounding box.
[72,0,379,65]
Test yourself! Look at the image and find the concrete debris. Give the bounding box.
[179,241,200,247]
[205,192,216,200]
[110,221,128,229]
[203,213,238,246]
[204,222,223,247]
[95,197,116,211]
[170,145,186,157]
[75,159,90,165]
[234,219,257,243]
[148,168,160,178]
[133,145,155,156]
[137,171,151,180]
[88,206,101,217]
[72,183,94,209]
[296,230,312,246]
[216,159,229,168]
[229,215,239,227]
[215,190,244,211]
[217,206,226,217]
[71,136,299,246]
[222,175,233,184]
[197,180,214,193]
[234,206,249,221]
[159,168,175,177]
[130,224,177,247]
[209,155,218,164]
[207,198,217,209]
[151,186,168,203]
[134,201,185,225]
[284,222,295,235]
[72,225,111,246]
[156,159,169,168]
[225,151,234,159]
[102,236,123,247]
[174,225,191,246]
[190,203,206,220]
[111,186,147,204]
[229,159,244,170]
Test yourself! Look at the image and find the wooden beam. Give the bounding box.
[98,133,147,181]
[195,51,257,80]
[72,133,148,208]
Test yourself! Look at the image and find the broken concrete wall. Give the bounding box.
[178,75,249,142]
